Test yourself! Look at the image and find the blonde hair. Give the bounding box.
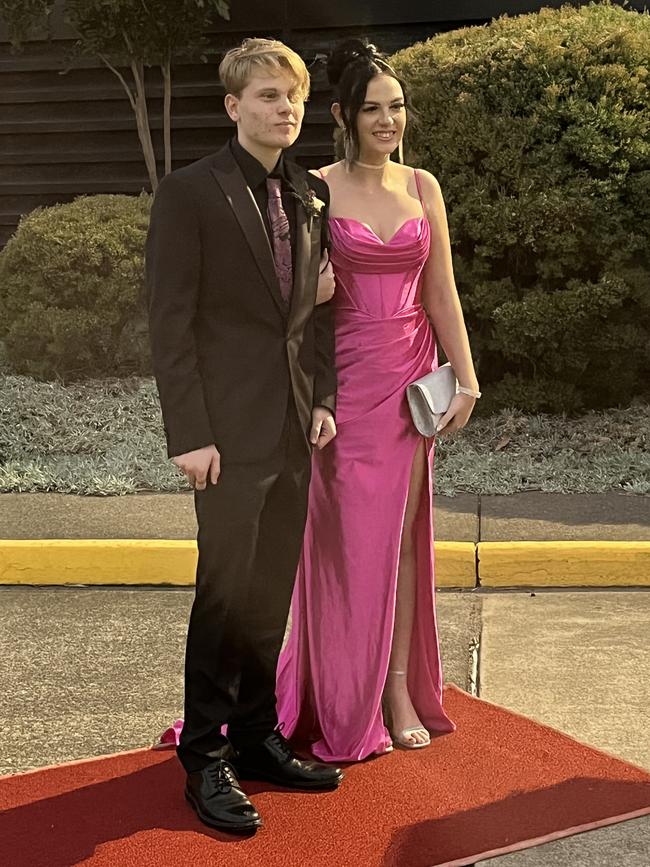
[219,38,310,100]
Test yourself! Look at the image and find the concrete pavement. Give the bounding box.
[1,491,479,541]
[481,591,650,865]
[2,491,649,541]
[0,587,191,776]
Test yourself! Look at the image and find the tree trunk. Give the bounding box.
[162,58,172,176]
[100,55,158,192]
[131,60,159,192]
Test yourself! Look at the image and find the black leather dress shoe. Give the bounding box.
[233,729,344,791]
[185,754,262,833]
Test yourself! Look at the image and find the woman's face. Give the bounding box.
[355,73,406,160]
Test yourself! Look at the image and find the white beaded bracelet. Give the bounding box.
[457,385,482,399]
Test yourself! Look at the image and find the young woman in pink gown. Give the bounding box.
[275,40,481,762]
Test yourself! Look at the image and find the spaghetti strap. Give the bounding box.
[414,168,424,203]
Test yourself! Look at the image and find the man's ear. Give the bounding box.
[224,93,239,122]
[331,102,344,129]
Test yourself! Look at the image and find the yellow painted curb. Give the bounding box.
[2,540,649,588]
[478,541,650,587]
[435,542,476,588]
[0,539,477,588]
[0,540,198,586]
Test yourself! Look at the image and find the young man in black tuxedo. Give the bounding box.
[146,38,341,833]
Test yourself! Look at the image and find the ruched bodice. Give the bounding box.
[276,173,455,762]
[327,215,435,426]
[330,215,429,316]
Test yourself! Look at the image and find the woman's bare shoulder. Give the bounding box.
[408,166,442,197]
[309,161,344,181]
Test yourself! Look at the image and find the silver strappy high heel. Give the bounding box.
[383,670,431,750]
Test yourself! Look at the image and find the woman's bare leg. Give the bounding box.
[383,440,429,746]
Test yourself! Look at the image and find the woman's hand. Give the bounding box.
[435,393,476,437]
[315,253,335,305]
[310,407,337,449]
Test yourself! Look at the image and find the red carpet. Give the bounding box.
[2,686,649,867]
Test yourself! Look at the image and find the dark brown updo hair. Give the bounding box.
[327,38,408,164]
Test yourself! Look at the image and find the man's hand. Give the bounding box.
[172,444,221,490]
[315,253,335,305]
[310,407,337,450]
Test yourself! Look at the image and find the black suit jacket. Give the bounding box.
[146,143,336,461]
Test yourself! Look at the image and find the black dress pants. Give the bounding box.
[177,399,311,773]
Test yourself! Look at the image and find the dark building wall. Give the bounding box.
[0,1,647,247]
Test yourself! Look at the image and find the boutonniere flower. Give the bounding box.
[289,187,325,225]
[303,189,326,219]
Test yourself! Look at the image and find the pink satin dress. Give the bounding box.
[275,170,455,762]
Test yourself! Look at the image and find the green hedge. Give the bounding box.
[0,194,152,380]
[392,2,650,412]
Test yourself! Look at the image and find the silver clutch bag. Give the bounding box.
[406,362,458,437]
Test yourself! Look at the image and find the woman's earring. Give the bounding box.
[343,129,356,164]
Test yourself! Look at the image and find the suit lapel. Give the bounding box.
[285,161,317,322]
[209,146,286,315]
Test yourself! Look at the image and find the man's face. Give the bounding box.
[225,70,305,154]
